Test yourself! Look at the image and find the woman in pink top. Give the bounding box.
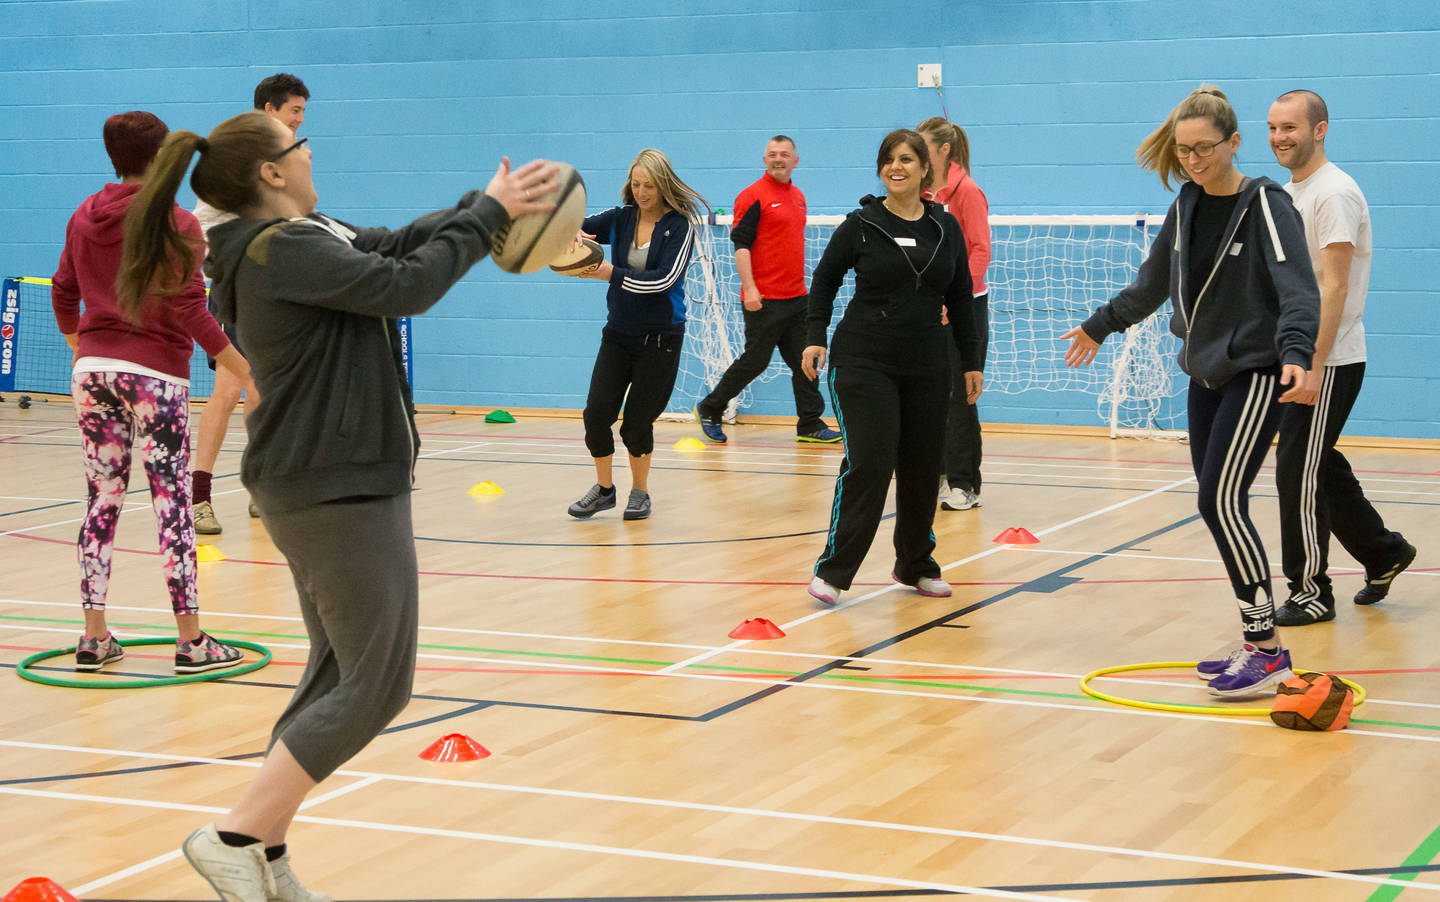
[51,111,252,674]
[918,117,990,512]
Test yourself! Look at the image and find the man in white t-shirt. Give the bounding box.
[1268,89,1415,626]
[191,73,309,535]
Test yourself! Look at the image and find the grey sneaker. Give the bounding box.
[182,822,274,902]
[194,500,223,535]
[269,851,332,902]
[623,489,652,520]
[175,632,245,674]
[568,484,617,518]
[941,488,981,511]
[75,632,125,672]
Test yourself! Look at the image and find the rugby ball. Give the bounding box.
[549,237,605,276]
[490,162,586,274]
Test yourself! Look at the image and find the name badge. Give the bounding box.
[1228,242,1244,256]
[894,236,917,247]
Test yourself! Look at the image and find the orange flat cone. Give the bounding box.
[3,878,80,902]
[728,618,786,640]
[993,527,1040,545]
[419,733,491,762]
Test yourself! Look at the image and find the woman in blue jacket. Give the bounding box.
[569,148,707,521]
[1063,86,1320,699]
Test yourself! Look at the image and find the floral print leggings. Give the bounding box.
[72,370,198,615]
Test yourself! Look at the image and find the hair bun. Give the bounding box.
[195,136,209,153]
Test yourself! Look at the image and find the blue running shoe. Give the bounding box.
[568,483,617,518]
[1207,646,1294,698]
[693,405,727,444]
[1195,643,1254,680]
[797,426,841,444]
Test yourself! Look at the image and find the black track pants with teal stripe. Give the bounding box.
[814,361,949,590]
[1187,368,1284,642]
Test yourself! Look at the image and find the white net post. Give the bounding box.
[672,212,1185,438]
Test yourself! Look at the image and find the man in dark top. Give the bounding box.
[694,136,839,444]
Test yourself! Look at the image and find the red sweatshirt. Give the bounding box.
[51,182,229,380]
[931,162,990,295]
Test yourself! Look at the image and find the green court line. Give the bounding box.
[1366,819,1440,901]
[7,613,1440,728]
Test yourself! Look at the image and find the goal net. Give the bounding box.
[671,214,1186,439]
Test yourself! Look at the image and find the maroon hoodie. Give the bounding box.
[51,182,230,380]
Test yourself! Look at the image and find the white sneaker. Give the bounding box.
[808,576,840,606]
[941,488,981,511]
[182,822,274,902]
[270,851,332,902]
[893,570,952,597]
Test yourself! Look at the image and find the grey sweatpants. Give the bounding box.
[261,492,419,782]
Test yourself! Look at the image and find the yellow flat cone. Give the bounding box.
[196,544,227,562]
[468,480,505,496]
[673,437,706,451]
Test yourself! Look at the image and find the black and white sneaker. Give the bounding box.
[1274,593,1335,626]
[623,489,651,520]
[568,484,616,519]
[1355,542,1417,606]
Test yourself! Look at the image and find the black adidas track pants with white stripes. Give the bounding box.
[1276,362,1409,610]
[1188,368,1284,643]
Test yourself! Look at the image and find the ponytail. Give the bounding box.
[917,116,971,172]
[116,131,204,321]
[115,110,280,321]
[1136,85,1237,191]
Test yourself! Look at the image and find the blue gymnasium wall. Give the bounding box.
[2,2,1436,438]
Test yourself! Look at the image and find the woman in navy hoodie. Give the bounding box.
[1063,86,1320,698]
[567,148,707,522]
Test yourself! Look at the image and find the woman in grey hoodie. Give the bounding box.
[119,109,558,902]
[1062,86,1319,701]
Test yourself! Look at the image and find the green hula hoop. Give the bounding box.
[16,637,272,689]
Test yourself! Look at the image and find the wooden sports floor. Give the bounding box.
[2,400,1438,901]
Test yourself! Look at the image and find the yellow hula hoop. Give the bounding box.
[1079,661,1367,717]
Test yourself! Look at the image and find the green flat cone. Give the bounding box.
[485,409,516,423]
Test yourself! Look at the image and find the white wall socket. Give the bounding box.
[917,63,942,88]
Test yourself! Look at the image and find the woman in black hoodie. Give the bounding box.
[800,129,979,607]
[119,109,558,901]
[1063,86,1320,699]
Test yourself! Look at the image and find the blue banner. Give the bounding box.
[1,278,18,393]
[396,316,413,386]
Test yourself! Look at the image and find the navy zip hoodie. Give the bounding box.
[583,205,693,336]
[1081,176,1319,389]
[806,195,979,373]
[204,191,509,513]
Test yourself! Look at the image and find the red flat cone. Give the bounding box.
[993,527,1040,545]
[4,878,80,902]
[419,733,491,762]
[729,618,786,640]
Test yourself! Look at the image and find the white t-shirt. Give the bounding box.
[193,198,237,239]
[1284,161,1371,365]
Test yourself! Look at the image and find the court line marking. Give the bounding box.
[5,608,1438,712]
[659,475,1199,675]
[1,784,1072,902]
[2,743,1437,895]
[8,621,1438,739]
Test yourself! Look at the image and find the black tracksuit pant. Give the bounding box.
[1276,362,1408,605]
[1188,368,1284,643]
[583,328,683,459]
[697,296,826,435]
[943,334,983,493]
[814,359,950,590]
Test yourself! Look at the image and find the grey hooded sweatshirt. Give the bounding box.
[204,191,508,513]
[1082,176,1319,390]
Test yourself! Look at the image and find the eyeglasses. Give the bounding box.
[1174,139,1225,159]
[272,137,309,161]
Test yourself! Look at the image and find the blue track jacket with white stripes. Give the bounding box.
[584,204,693,337]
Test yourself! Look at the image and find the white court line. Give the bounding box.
[3,743,1438,895]
[661,474,1199,674]
[0,785,1072,902]
[418,441,491,459]
[7,601,1439,713]
[0,487,248,538]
